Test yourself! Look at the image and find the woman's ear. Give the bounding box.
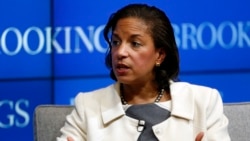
[156,48,166,64]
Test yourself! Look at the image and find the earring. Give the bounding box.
[155,62,161,67]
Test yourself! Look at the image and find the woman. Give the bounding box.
[57,3,230,141]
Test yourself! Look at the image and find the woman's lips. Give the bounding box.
[115,64,129,75]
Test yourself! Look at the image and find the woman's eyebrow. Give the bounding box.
[111,33,119,38]
[111,33,143,40]
[130,34,143,38]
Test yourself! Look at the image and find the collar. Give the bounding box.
[100,81,195,124]
[100,82,125,124]
[170,81,194,120]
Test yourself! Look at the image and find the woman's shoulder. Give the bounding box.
[170,80,222,103]
[71,82,121,115]
[75,83,117,101]
[171,81,218,93]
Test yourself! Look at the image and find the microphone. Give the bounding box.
[137,120,145,132]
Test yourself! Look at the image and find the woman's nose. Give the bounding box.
[116,44,128,59]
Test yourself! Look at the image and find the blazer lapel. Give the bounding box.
[170,81,195,120]
[100,83,125,124]
[153,81,195,140]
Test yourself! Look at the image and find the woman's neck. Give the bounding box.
[120,83,169,104]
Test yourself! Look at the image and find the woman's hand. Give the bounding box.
[67,137,74,141]
[195,132,204,141]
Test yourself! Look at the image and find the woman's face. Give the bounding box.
[111,17,165,85]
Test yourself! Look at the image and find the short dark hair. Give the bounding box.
[103,3,179,92]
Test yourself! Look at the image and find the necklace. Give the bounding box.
[120,89,165,105]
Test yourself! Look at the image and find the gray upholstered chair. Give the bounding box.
[33,105,74,141]
[224,102,250,141]
[34,103,250,141]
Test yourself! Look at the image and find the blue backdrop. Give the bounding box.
[0,0,249,140]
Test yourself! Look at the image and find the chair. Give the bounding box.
[224,102,250,141]
[33,105,74,141]
[34,103,250,141]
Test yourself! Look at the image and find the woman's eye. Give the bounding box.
[111,40,120,47]
[132,41,141,47]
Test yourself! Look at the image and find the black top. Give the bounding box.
[125,103,171,141]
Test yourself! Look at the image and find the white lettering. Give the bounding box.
[93,25,107,53]
[65,27,72,53]
[0,99,30,128]
[175,21,250,50]
[23,27,45,55]
[0,100,14,128]
[238,21,250,47]
[15,99,29,128]
[74,26,94,53]
[182,23,197,49]
[217,22,237,49]
[197,22,216,49]
[172,24,181,48]
[0,22,249,56]
[1,27,22,55]
[51,27,64,54]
